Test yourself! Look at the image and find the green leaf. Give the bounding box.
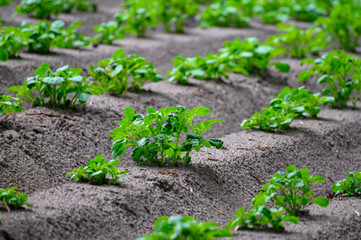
[312,197,329,207]
[124,107,135,120]
[112,138,127,159]
[286,165,297,172]
[283,215,299,224]
[137,138,149,147]
[208,138,223,149]
[43,77,64,85]
[194,106,211,116]
[0,49,9,62]
[274,62,290,73]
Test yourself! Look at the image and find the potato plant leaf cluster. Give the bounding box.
[167,37,290,84]
[332,171,361,196]
[16,0,96,18]
[226,206,299,232]
[92,20,125,45]
[266,23,330,58]
[66,154,128,185]
[0,92,22,116]
[241,86,333,132]
[199,0,251,28]
[88,49,163,96]
[138,215,232,240]
[0,26,31,61]
[298,50,361,108]
[0,186,32,209]
[252,165,329,216]
[319,2,361,52]
[20,20,89,53]
[7,62,94,108]
[110,106,223,167]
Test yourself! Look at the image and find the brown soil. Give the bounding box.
[1,1,361,240]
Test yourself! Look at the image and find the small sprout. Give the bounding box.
[15,0,63,19]
[66,154,128,185]
[227,206,299,232]
[332,171,361,196]
[139,215,232,240]
[252,165,329,216]
[0,186,32,209]
[0,92,22,117]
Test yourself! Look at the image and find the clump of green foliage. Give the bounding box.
[66,154,128,185]
[155,0,198,33]
[198,0,250,28]
[298,50,361,108]
[219,37,289,75]
[241,86,333,132]
[115,1,158,38]
[266,24,330,58]
[51,21,90,48]
[0,186,32,209]
[0,26,31,61]
[319,3,361,52]
[7,62,94,108]
[61,0,96,13]
[167,53,229,84]
[139,215,232,240]
[0,0,13,7]
[254,0,291,24]
[332,171,361,196]
[88,49,163,96]
[16,0,63,19]
[290,0,327,22]
[226,206,299,232]
[92,21,125,45]
[20,20,86,53]
[167,37,289,85]
[0,93,22,116]
[252,165,329,216]
[110,106,223,167]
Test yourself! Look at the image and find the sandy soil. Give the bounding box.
[0,0,361,240]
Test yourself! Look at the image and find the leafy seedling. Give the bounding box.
[226,206,299,232]
[139,215,232,240]
[252,165,329,216]
[66,154,128,185]
[332,171,361,196]
[0,92,22,116]
[0,186,32,209]
[110,106,223,167]
[89,49,163,95]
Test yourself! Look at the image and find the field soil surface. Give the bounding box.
[0,1,361,240]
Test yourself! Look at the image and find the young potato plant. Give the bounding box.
[220,37,290,76]
[167,54,228,84]
[52,21,91,49]
[20,20,64,53]
[226,206,299,232]
[138,215,232,240]
[61,0,96,13]
[252,165,329,216]
[275,87,334,118]
[0,187,32,209]
[0,93,22,116]
[254,0,291,24]
[319,3,361,52]
[332,171,361,196]
[115,0,158,38]
[199,1,251,28]
[92,21,125,45]
[290,0,327,22]
[156,0,198,33]
[66,154,128,185]
[110,106,223,167]
[16,0,63,19]
[266,24,330,58]
[0,0,13,7]
[7,62,94,108]
[298,50,361,108]
[0,26,31,61]
[241,107,297,133]
[88,49,163,96]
